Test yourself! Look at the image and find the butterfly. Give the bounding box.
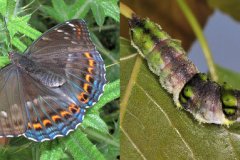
[0,19,106,142]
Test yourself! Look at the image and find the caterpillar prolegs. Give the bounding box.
[129,15,240,125]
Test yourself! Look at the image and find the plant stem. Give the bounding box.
[176,0,218,81]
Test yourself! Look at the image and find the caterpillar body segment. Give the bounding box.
[129,16,198,108]
[129,15,240,125]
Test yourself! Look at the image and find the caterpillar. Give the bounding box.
[129,15,240,125]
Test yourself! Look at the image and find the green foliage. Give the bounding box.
[41,0,119,26]
[0,0,41,56]
[216,65,240,90]
[0,0,119,160]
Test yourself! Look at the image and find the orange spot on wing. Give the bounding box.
[77,92,89,103]
[89,60,95,67]
[68,103,80,114]
[28,123,32,129]
[88,68,94,74]
[85,74,91,82]
[43,119,52,127]
[83,83,89,92]
[33,123,42,130]
[84,52,92,59]
[60,111,71,118]
[52,115,61,122]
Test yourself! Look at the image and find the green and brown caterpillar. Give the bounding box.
[129,15,240,125]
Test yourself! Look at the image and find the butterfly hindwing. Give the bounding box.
[19,70,86,142]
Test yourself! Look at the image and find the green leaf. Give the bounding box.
[90,79,120,112]
[120,37,240,159]
[82,112,109,134]
[208,0,240,21]
[0,56,10,68]
[40,147,68,160]
[100,0,119,22]
[90,2,106,26]
[0,0,7,16]
[52,0,69,21]
[0,0,15,17]
[99,121,119,160]
[0,146,32,160]
[69,0,92,19]
[12,37,27,52]
[90,0,120,26]
[60,131,105,160]
[41,5,62,22]
[41,0,69,22]
[216,64,240,89]
[41,0,119,25]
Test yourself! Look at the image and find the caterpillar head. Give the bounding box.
[179,73,238,125]
[220,83,240,122]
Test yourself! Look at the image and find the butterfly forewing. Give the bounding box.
[25,19,106,109]
[26,20,95,55]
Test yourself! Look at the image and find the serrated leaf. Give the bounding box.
[61,131,105,160]
[70,0,92,19]
[99,121,119,160]
[0,56,10,68]
[120,37,240,159]
[100,0,119,22]
[0,0,7,16]
[41,5,62,22]
[91,2,105,26]
[82,112,109,134]
[12,37,27,52]
[90,79,120,112]
[40,148,68,160]
[8,15,41,40]
[52,0,69,21]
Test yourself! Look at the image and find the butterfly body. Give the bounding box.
[129,15,240,125]
[0,19,106,142]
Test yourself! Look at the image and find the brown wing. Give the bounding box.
[24,19,106,109]
[0,64,27,137]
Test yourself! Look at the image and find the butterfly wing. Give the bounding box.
[18,69,86,142]
[0,64,28,137]
[25,19,106,109]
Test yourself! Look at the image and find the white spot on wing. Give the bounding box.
[42,37,50,41]
[68,23,75,27]
[57,29,63,32]
[71,41,78,44]
[0,111,7,118]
